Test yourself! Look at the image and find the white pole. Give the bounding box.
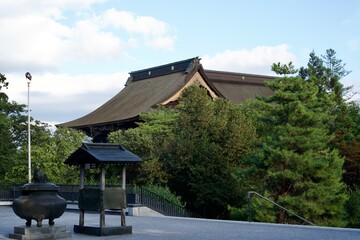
[27,80,31,183]
[25,72,32,183]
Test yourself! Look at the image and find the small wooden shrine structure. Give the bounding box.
[65,143,142,236]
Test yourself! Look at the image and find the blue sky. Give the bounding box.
[1,0,359,126]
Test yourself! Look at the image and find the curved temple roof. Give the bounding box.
[57,57,274,138]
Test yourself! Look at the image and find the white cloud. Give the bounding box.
[103,9,169,36]
[0,14,71,72]
[0,0,105,15]
[202,44,297,75]
[4,71,129,124]
[102,9,175,50]
[68,18,125,61]
[0,2,175,73]
[145,36,176,51]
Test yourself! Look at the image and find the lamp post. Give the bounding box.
[25,72,32,183]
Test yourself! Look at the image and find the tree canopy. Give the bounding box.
[254,64,347,226]
[163,86,258,218]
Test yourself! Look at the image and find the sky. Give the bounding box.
[1,0,359,127]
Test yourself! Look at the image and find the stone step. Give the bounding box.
[9,225,71,240]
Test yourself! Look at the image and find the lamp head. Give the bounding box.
[25,72,32,81]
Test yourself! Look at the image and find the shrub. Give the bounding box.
[346,189,360,228]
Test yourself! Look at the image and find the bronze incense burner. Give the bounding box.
[12,182,67,227]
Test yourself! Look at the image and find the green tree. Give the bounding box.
[164,86,257,218]
[0,72,87,184]
[338,102,360,188]
[299,49,354,141]
[322,49,352,100]
[0,73,30,183]
[4,125,87,184]
[108,107,177,185]
[40,127,87,184]
[3,117,52,183]
[299,49,351,99]
[253,63,347,226]
[0,73,17,181]
[300,50,360,193]
[346,189,360,228]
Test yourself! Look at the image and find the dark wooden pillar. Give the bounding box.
[79,164,85,226]
[100,166,106,228]
[121,165,126,226]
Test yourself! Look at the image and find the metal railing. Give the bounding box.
[0,185,22,200]
[0,184,200,218]
[134,186,201,218]
[247,191,316,226]
[0,185,15,200]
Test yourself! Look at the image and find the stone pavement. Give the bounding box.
[1,205,360,240]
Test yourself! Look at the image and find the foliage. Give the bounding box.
[139,185,184,207]
[334,102,360,189]
[253,62,347,226]
[271,61,298,76]
[339,137,360,189]
[163,86,258,218]
[42,127,87,184]
[229,191,277,223]
[108,107,177,185]
[299,49,351,99]
[299,50,360,192]
[0,73,27,183]
[346,189,360,228]
[299,50,354,142]
[3,125,87,184]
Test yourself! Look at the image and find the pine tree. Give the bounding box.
[256,63,347,226]
[300,50,360,194]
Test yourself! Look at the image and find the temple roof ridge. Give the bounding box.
[126,57,200,84]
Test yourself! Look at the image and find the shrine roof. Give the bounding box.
[65,143,142,166]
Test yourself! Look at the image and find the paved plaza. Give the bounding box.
[1,205,360,240]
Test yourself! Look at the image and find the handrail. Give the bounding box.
[247,191,316,226]
[134,186,201,218]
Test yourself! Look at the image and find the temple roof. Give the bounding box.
[205,70,274,103]
[57,57,274,131]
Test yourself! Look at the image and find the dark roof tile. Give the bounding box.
[65,143,142,166]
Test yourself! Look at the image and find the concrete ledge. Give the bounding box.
[0,201,12,206]
[9,225,71,240]
[66,203,164,217]
[127,204,164,217]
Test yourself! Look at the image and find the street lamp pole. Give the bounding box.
[25,72,32,183]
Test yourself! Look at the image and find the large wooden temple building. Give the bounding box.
[57,57,274,142]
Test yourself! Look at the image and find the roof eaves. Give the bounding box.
[197,65,225,98]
